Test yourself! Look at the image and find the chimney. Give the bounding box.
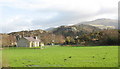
[34,36,37,39]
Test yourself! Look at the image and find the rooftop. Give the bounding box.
[24,37,40,42]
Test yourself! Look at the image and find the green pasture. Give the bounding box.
[2,46,118,67]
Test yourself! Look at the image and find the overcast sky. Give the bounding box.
[0,0,119,33]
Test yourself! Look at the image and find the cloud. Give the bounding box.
[0,0,119,33]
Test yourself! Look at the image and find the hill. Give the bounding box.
[45,27,56,32]
[52,24,101,37]
[8,29,47,36]
[8,29,65,45]
[76,18,118,29]
[2,18,118,46]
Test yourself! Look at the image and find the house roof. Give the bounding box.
[24,37,40,42]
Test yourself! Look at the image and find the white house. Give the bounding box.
[17,37,44,47]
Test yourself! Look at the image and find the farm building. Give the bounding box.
[17,37,44,47]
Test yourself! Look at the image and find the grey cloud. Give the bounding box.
[31,10,97,26]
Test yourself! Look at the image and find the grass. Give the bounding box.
[0,50,2,68]
[2,46,118,67]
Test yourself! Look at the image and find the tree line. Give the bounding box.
[1,29,119,47]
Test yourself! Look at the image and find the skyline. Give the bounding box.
[0,0,119,33]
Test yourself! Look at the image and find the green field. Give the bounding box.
[2,46,118,67]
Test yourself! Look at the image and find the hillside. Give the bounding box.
[2,18,118,46]
[45,27,56,32]
[76,18,118,29]
[8,29,47,36]
[8,29,65,45]
[52,24,101,37]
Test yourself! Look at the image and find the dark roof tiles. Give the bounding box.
[24,37,40,42]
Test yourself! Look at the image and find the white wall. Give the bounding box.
[33,42,39,47]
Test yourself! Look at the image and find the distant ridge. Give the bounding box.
[45,27,56,31]
[8,18,118,34]
[76,18,118,29]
